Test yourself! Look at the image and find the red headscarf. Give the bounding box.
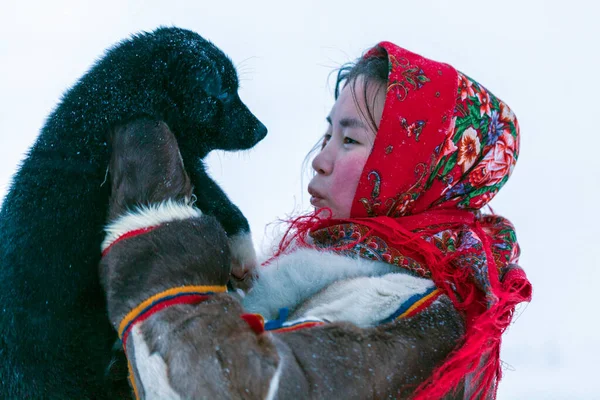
[277,42,532,399]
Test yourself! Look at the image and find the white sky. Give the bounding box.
[1,0,599,398]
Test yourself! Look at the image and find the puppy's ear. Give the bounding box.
[107,118,193,220]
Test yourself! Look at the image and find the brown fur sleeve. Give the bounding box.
[136,292,465,399]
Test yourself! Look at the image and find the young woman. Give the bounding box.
[101,41,532,399]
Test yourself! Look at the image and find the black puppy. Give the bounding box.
[0,27,265,398]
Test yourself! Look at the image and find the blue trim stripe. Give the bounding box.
[379,286,437,325]
[264,308,290,331]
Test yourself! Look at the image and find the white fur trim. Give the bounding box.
[242,248,398,319]
[265,354,283,400]
[228,231,257,270]
[101,200,202,252]
[131,324,182,400]
[292,272,435,327]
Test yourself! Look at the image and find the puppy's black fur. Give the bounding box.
[0,27,265,398]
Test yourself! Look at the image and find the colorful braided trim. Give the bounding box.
[267,319,326,333]
[119,285,227,348]
[380,287,442,324]
[261,309,326,333]
[102,226,158,257]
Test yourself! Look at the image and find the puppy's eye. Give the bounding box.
[216,92,230,102]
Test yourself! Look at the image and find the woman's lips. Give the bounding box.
[310,196,324,206]
[308,187,325,207]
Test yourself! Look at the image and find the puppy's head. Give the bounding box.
[104,27,267,156]
[157,28,268,153]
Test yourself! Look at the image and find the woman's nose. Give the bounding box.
[312,145,334,176]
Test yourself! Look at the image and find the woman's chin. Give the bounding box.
[310,202,344,219]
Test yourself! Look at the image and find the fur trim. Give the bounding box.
[130,324,182,399]
[243,248,399,319]
[291,272,435,327]
[101,199,201,252]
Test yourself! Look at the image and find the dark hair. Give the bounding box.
[334,46,389,133]
[301,46,389,186]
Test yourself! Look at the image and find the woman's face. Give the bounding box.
[308,76,386,218]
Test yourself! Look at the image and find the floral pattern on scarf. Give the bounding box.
[430,72,520,211]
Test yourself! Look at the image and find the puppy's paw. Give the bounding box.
[228,232,257,292]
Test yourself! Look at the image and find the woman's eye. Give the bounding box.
[321,134,331,149]
[344,137,359,145]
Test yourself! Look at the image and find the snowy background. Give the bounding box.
[1,0,599,398]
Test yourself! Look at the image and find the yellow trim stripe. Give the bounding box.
[118,285,227,337]
[397,288,442,320]
[127,357,140,400]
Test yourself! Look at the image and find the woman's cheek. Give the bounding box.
[331,153,370,217]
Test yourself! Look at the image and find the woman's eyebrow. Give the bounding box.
[326,116,366,129]
[339,117,366,129]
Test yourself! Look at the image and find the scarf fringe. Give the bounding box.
[413,266,531,400]
[275,209,532,399]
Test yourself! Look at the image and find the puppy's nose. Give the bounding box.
[253,122,267,142]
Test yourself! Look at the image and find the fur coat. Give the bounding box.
[243,248,439,329]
